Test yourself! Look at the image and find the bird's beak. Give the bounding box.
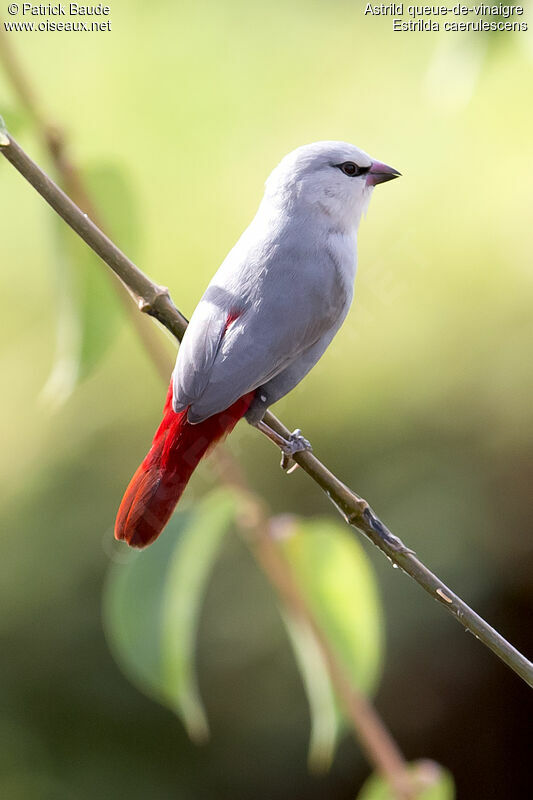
[366,160,401,187]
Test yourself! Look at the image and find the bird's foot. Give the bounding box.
[253,421,312,472]
[279,430,312,472]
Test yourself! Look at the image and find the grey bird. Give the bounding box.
[115,141,400,547]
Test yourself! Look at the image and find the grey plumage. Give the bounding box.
[172,141,399,424]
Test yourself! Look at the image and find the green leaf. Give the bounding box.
[0,115,9,146]
[40,220,83,407]
[103,488,238,742]
[282,517,384,694]
[78,163,140,375]
[357,760,455,800]
[42,162,140,405]
[84,164,140,255]
[72,230,122,378]
[282,610,338,773]
[278,517,384,766]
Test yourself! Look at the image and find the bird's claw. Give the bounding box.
[281,429,312,456]
[279,429,312,471]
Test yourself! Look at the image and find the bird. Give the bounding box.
[115,141,400,548]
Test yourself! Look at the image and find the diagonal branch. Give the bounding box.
[2,132,531,692]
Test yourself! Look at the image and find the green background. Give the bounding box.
[1,1,532,797]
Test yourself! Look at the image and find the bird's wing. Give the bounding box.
[173,246,350,422]
[172,292,231,412]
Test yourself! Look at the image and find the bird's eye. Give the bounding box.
[336,162,370,177]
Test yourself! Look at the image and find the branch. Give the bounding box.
[1,134,531,695]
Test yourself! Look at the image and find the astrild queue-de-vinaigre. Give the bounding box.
[364,3,524,15]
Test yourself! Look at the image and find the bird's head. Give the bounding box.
[264,141,400,231]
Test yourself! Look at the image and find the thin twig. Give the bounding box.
[1,134,531,694]
[2,133,531,689]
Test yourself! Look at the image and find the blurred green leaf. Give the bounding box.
[103,488,238,742]
[79,164,140,374]
[282,517,384,694]
[278,516,384,766]
[83,164,140,254]
[357,760,455,800]
[42,163,139,405]
[282,611,338,773]
[40,218,82,406]
[161,488,239,739]
[73,230,122,379]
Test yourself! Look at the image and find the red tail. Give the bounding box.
[115,382,253,548]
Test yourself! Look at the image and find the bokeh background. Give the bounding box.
[1,1,532,797]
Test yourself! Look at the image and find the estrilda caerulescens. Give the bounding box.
[115,141,400,547]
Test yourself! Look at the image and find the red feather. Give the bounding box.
[115,381,253,548]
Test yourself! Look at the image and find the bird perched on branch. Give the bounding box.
[115,141,400,548]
